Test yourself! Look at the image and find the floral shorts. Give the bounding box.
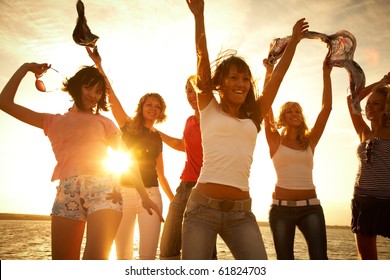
[51,175,122,221]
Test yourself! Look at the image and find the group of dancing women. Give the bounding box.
[0,0,389,260]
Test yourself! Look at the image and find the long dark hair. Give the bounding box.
[211,55,261,132]
[62,66,108,114]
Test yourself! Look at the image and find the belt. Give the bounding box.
[272,198,320,207]
[190,189,251,212]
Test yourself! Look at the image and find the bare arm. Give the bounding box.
[358,72,390,101]
[186,0,213,110]
[347,72,390,142]
[347,95,370,143]
[259,18,309,121]
[156,129,185,152]
[86,46,129,127]
[263,60,280,158]
[156,153,175,201]
[0,63,50,129]
[309,59,333,149]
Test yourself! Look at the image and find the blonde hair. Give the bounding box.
[373,85,390,127]
[125,93,167,135]
[276,102,311,149]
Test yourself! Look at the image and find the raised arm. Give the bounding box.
[259,18,309,120]
[156,129,185,152]
[358,72,390,101]
[347,72,390,142]
[309,58,333,149]
[186,0,213,110]
[347,95,370,143]
[263,59,280,157]
[86,46,128,127]
[0,63,50,129]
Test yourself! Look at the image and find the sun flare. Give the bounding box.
[104,147,132,175]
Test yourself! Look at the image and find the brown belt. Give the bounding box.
[190,189,252,212]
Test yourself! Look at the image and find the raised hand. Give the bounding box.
[186,0,204,17]
[30,63,51,77]
[291,18,309,43]
[86,46,101,66]
[380,72,390,84]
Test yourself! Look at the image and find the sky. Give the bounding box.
[0,0,389,226]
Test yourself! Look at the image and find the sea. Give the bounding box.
[0,219,389,260]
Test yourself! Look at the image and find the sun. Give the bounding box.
[104,147,132,175]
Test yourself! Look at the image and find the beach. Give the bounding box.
[1,213,389,260]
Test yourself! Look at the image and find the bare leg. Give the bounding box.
[82,209,122,260]
[51,216,86,260]
[355,233,377,260]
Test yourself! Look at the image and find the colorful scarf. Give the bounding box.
[267,30,366,113]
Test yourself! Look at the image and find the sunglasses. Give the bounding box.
[35,67,61,92]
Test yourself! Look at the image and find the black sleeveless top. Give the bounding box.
[121,125,162,187]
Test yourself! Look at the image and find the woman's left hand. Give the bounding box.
[86,46,101,66]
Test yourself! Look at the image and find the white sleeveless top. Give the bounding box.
[272,144,316,190]
[198,99,258,191]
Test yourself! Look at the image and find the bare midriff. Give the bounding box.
[195,182,250,200]
[272,186,317,200]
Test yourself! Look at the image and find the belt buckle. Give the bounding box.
[219,200,235,211]
[287,200,297,207]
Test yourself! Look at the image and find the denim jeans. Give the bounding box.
[159,181,217,259]
[269,204,328,260]
[182,191,267,260]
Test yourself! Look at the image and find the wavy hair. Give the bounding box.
[62,66,108,114]
[276,102,311,149]
[125,93,167,135]
[210,52,261,132]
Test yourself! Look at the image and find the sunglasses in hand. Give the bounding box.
[35,67,62,92]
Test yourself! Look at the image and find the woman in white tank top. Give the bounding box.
[264,57,333,259]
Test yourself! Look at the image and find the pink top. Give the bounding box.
[43,111,120,181]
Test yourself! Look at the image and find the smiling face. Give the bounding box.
[220,65,251,106]
[142,96,162,124]
[365,91,385,122]
[277,102,304,129]
[80,83,103,111]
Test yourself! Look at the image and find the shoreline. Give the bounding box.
[0,213,51,221]
[0,213,349,228]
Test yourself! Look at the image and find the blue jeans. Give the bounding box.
[269,204,328,260]
[182,191,267,260]
[159,181,217,259]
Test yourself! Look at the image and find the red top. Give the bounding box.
[180,115,203,182]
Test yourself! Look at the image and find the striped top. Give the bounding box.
[354,138,390,198]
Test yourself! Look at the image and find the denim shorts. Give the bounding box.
[51,175,122,221]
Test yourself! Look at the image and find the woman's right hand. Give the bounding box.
[186,0,204,17]
[28,63,51,77]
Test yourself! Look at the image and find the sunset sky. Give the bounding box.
[0,0,389,226]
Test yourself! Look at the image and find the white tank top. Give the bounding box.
[272,144,316,190]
